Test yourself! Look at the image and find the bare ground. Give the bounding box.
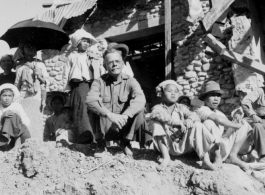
[0,139,265,195]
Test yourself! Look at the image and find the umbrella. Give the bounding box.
[0,19,69,51]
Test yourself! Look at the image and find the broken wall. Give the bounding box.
[229,0,265,92]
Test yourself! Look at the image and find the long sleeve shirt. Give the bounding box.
[15,61,50,99]
[241,87,265,116]
[151,103,200,127]
[86,73,146,118]
[62,51,106,92]
[0,102,30,127]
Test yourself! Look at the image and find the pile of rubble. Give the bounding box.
[0,139,265,195]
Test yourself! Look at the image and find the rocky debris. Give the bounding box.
[0,138,265,195]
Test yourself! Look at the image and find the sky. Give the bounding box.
[0,0,47,55]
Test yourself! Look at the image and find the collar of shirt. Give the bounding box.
[160,103,184,114]
[105,73,130,85]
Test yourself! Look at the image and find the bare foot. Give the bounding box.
[156,157,171,172]
[123,145,133,156]
[201,160,217,171]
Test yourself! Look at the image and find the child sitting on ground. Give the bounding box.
[150,80,219,171]
[44,93,73,142]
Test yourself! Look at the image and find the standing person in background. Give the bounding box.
[13,41,49,140]
[62,29,103,144]
[0,54,16,86]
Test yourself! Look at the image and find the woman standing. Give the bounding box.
[62,29,104,144]
[13,41,49,140]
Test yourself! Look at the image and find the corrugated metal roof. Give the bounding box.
[35,0,97,26]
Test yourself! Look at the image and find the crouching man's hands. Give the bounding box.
[107,113,129,130]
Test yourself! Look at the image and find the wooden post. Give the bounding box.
[165,0,172,79]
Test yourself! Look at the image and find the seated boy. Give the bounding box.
[197,81,253,170]
[44,93,73,142]
[150,80,218,171]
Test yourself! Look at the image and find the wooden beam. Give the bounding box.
[220,49,265,75]
[204,33,265,75]
[165,0,171,79]
[204,33,226,54]
[202,0,235,31]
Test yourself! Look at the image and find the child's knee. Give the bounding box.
[203,120,217,129]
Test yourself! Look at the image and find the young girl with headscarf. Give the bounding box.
[62,29,105,144]
[0,84,31,151]
[150,80,219,171]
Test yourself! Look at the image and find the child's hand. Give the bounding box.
[180,123,187,134]
[184,119,193,129]
[233,113,242,124]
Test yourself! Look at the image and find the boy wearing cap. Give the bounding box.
[197,81,252,170]
[86,47,148,157]
[240,87,265,163]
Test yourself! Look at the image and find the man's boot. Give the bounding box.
[94,139,107,158]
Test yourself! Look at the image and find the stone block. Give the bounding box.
[189,78,197,83]
[52,56,59,63]
[49,71,57,77]
[202,63,210,71]
[183,85,190,90]
[55,75,62,81]
[183,89,190,94]
[194,66,201,72]
[185,71,197,79]
[197,72,207,77]
[192,60,202,67]
[186,65,194,71]
[191,82,198,88]
[201,57,210,64]
[55,61,65,67]
[177,80,189,85]
[45,62,55,67]
[198,77,205,81]
[54,67,61,72]
[176,75,185,81]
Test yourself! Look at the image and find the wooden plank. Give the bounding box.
[202,0,235,31]
[165,0,171,79]
[204,33,226,54]
[204,33,265,75]
[220,49,265,75]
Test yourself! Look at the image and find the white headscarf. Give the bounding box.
[156,80,183,97]
[0,84,20,102]
[69,29,98,48]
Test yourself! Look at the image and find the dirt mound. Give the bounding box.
[0,139,265,195]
